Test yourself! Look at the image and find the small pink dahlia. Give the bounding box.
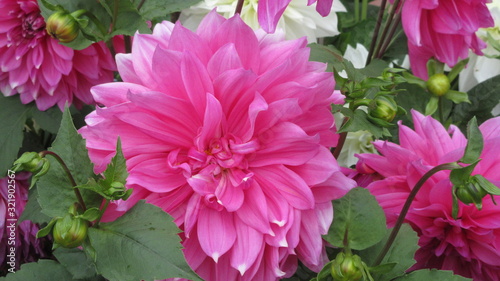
[259,0,334,33]
[402,0,494,79]
[0,0,116,111]
[1,172,51,275]
[79,11,355,280]
[357,110,500,281]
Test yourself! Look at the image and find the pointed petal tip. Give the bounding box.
[237,264,247,276]
[212,252,220,263]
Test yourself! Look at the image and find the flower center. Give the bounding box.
[22,12,45,39]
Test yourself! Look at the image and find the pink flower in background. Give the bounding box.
[0,0,116,111]
[1,172,51,275]
[80,11,355,280]
[357,110,500,281]
[402,0,494,79]
[259,0,334,33]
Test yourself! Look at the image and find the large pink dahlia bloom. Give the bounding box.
[79,11,355,280]
[357,110,500,281]
[402,0,494,79]
[1,172,51,275]
[0,0,116,111]
[259,0,334,33]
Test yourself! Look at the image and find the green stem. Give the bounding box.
[438,96,445,124]
[372,0,401,60]
[111,0,119,32]
[366,0,388,65]
[354,0,360,22]
[40,151,87,211]
[373,162,461,266]
[375,13,402,59]
[94,199,110,226]
[361,0,368,20]
[137,0,146,11]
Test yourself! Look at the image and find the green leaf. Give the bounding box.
[393,269,472,280]
[102,138,128,186]
[53,248,101,280]
[31,107,63,134]
[447,58,469,82]
[106,0,150,37]
[0,260,73,280]
[308,43,346,73]
[19,187,51,224]
[460,117,483,164]
[37,108,100,218]
[339,110,391,139]
[449,161,479,186]
[472,175,500,195]
[444,90,470,104]
[325,188,386,250]
[79,207,102,222]
[133,0,202,20]
[36,217,58,238]
[87,200,202,281]
[0,96,33,177]
[451,75,500,128]
[424,96,439,116]
[315,260,334,281]
[359,224,419,281]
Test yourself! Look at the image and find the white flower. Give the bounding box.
[179,0,346,42]
[459,0,500,93]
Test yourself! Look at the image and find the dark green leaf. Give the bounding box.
[106,0,150,37]
[359,224,419,281]
[53,248,101,280]
[0,96,33,177]
[325,188,386,250]
[88,201,202,281]
[0,260,73,280]
[31,107,63,134]
[308,43,345,73]
[451,75,500,128]
[425,96,439,116]
[37,108,100,218]
[19,187,51,224]
[460,117,483,164]
[102,138,128,186]
[368,263,397,274]
[393,269,472,280]
[133,0,202,20]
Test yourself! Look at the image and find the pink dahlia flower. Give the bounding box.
[79,10,355,280]
[0,0,116,111]
[1,172,51,275]
[402,0,494,79]
[357,110,500,281]
[259,0,334,33]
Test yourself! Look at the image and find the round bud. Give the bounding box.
[330,253,363,281]
[369,96,398,123]
[46,11,79,43]
[52,214,88,248]
[427,73,450,97]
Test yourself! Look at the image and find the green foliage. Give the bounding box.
[19,188,51,224]
[53,248,101,280]
[325,188,386,250]
[451,75,500,129]
[133,0,202,21]
[460,117,483,164]
[392,269,472,280]
[36,108,101,218]
[359,224,419,281]
[88,200,202,281]
[0,260,73,281]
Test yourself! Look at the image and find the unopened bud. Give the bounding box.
[46,11,79,43]
[455,183,487,208]
[331,252,363,281]
[369,96,398,123]
[427,73,450,97]
[53,214,88,248]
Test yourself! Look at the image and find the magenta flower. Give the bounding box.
[402,0,494,79]
[0,0,116,111]
[357,110,500,281]
[259,0,334,33]
[1,172,51,275]
[79,11,355,280]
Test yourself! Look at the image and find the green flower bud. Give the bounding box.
[53,214,88,248]
[427,73,450,97]
[330,252,363,281]
[369,96,398,123]
[46,11,79,43]
[455,183,487,207]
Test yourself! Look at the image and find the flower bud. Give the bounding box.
[52,214,88,248]
[455,183,487,207]
[46,11,79,43]
[330,252,363,281]
[12,152,46,173]
[427,73,450,97]
[369,96,398,123]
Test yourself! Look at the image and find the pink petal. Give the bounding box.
[197,208,237,262]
